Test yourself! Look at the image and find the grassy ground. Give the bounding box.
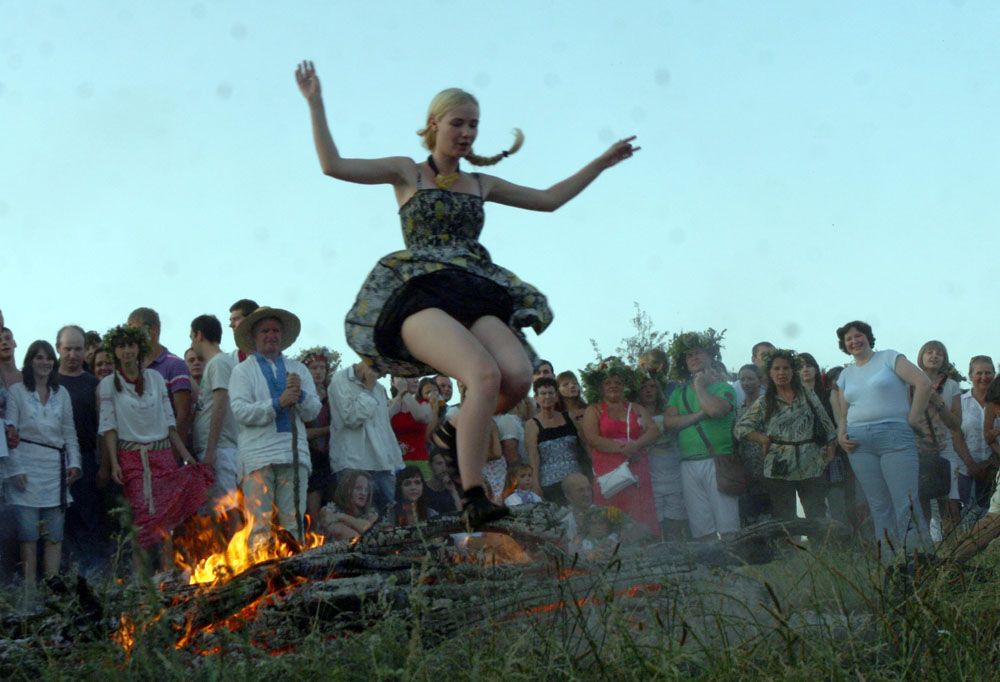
[3,539,1000,681]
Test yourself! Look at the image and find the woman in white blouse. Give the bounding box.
[98,326,210,573]
[4,340,81,588]
[954,356,999,511]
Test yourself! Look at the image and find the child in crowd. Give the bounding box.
[579,506,624,553]
[392,465,433,526]
[320,469,379,542]
[503,463,543,507]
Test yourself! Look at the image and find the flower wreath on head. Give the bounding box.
[579,355,642,405]
[665,328,726,382]
[584,505,625,531]
[761,348,801,372]
[101,324,151,360]
[295,346,342,377]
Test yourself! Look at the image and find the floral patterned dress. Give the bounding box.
[345,173,553,377]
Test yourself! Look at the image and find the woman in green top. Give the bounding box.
[734,350,837,521]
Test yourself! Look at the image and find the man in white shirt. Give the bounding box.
[189,314,241,508]
[328,360,403,515]
[229,307,320,543]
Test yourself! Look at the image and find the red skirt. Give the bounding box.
[591,448,660,537]
[119,444,212,548]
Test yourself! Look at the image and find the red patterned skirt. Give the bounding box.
[119,440,212,548]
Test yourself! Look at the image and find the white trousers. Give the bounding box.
[241,463,309,542]
[680,458,740,539]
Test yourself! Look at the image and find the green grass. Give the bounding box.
[3,540,1000,681]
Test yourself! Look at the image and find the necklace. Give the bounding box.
[427,155,460,190]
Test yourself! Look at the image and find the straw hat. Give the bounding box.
[234,307,301,353]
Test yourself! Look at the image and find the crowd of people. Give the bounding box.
[2,301,1000,592]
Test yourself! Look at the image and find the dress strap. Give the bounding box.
[415,162,424,189]
[473,172,483,197]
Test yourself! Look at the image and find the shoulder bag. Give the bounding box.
[596,403,640,498]
[918,408,951,500]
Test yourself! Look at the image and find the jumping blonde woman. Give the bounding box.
[295,60,638,527]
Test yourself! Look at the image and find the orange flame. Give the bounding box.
[509,582,663,619]
[173,479,324,587]
[453,533,531,565]
[113,615,136,659]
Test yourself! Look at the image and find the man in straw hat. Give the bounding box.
[229,307,321,543]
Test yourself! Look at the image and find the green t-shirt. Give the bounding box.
[667,381,736,460]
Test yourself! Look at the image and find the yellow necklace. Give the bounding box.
[427,155,460,190]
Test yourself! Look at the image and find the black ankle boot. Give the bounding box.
[461,485,509,530]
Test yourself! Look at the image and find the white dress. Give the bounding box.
[4,384,82,508]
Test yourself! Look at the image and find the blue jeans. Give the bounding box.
[12,505,66,543]
[848,421,929,556]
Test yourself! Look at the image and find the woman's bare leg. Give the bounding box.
[42,541,61,578]
[401,309,501,491]
[20,542,37,589]
[469,317,533,415]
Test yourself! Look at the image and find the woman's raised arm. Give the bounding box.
[296,60,411,186]
[479,136,639,212]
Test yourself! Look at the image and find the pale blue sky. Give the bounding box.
[2,1,997,380]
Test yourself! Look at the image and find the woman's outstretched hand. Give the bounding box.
[295,60,321,102]
[598,136,640,169]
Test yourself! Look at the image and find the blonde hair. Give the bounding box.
[416,87,524,166]
[503,463,534,499]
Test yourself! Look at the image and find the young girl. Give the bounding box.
[503,463,543,507]
[98,325,211,573]
[295,61,638,528]
[556,371,588,426]
[914,340,964,535]
[4,340,82,589]
[580,506,624,553]
[320,469,379,541]
[393,465,433,526]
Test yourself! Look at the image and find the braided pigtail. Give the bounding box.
[466,129,524,167]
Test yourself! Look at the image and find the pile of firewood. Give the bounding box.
[0,504,854,663]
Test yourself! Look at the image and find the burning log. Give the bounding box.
[0,503,855,667]
[153,510,851,651]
